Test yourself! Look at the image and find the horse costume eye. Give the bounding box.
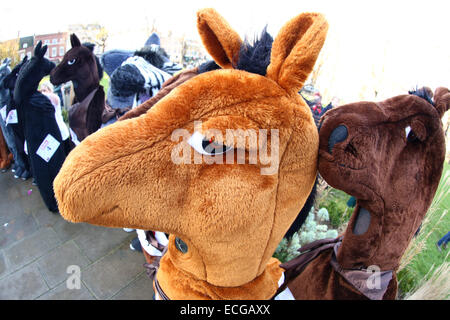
[405,126,418,142]
[68,58,76,65]
[188,131,231,155]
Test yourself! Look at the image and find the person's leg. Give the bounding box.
[437,231,450,249]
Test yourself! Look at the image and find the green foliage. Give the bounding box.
[100,72,109,93]
[274,207,339,263]
[0,39,20,67]
[61,107,69,124]
[319,188,352,228]
[397,163,450,298]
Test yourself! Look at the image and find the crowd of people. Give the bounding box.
[0,32,186,259]
[1,28,448,273]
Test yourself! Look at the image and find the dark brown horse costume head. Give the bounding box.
[319,87,449,270]
[285,87,449,300]
[50,34,100,99]
[50,34,105,143]
[54,8,328,299]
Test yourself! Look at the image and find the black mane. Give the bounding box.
[235,27,273,76]
[82,42,104,80]
[134,46,170,69]
[409,87,435,106]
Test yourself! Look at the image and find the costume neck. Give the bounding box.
[156,252,283,300]
[73,79,98,102]
[337,200,423,271]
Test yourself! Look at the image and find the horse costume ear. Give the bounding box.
[40,44,48,57]
[266,12,328,93]
[34,41,43,57]
[197,8,242,69]
[70,34,81,48]
[434,87,450,118]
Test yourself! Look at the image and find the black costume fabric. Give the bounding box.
[3,58,32,178]
[21,92,67,212]
[14,42,68,212]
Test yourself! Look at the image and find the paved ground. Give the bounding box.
[0,169,154,300]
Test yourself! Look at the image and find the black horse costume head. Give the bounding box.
[0,58,12,103]
[14,42,55,106]
[0,58,11,79]
[3,56,28,100]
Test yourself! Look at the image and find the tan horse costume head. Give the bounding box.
[54,8,328,299]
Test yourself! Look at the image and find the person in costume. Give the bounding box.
[14,41,68,213]
[50,34,105,147]
[0,58,15,172]
[39,81,72,155]
[2,56,32,180]
[101,33,181,127]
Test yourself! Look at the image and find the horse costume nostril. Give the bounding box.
[327,125,348,154]
[175,237,188,254]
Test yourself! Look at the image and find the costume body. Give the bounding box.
[102,33,181,126]
[281,87,450,299]
[0,59,14,171]
[69,86,105,145]
[50,35,105,146]
[54,8,327,300]
[21,92,68,211]
[15,42,68,212]
[2,57,32,179]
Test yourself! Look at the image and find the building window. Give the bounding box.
[44,40,50,45]
[23,43,28,49]
[52,47,57,57]
[59,46,65,56]
[52,39,58,44]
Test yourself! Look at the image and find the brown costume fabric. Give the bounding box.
[54,8,328,300]
[286,87,449,299]
[119,68,200,121]
[50,34,105,142]
[118,69,200,267]
[68,87,102,142]
[0,128,12,170]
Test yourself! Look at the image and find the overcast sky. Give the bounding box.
[2,0,448,102]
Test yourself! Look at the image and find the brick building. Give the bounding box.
[67,24,103,55]
[18,36,34,60]
[34,32,69,63]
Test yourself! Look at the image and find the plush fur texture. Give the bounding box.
[119,60,220,121]
[235,27,273,76]
[0,128,11,170]
[118,68,200,121]
[286,87,449,299]
[3,56,31,177]
[0,59,13,170]
[50,34,105,141]
[134,46,169,70]
[54,8,328,299]
[14,42,55,106]
[82,42,103,80]
[14,42,67,212]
